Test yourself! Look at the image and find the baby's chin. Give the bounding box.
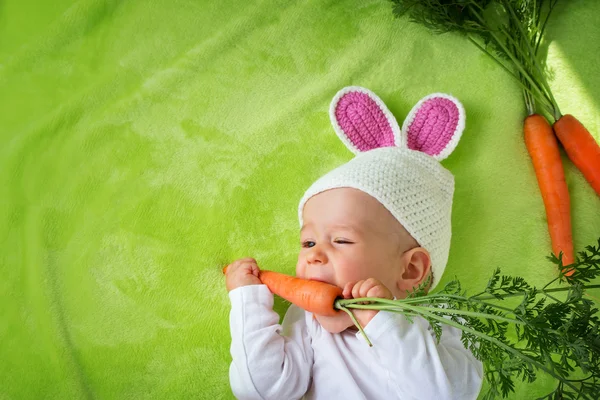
[314,312,354,334]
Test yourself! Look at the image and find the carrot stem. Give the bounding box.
[342,302,528,326]
[501,0,561,119]
[339,307,372,347]
[468,6,554,115]
[466,36,554,114]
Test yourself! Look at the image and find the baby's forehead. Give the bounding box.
[303,188,415,238]
[305,188,395,220]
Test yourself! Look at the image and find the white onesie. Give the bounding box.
[228,284,483,400]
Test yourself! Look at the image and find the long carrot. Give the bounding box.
[223,266,342,316]
[553,114,600,198]
[524,114,575,270]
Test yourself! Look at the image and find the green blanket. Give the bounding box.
[1,1,599,398]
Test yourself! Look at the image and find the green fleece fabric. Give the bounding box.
[1,0,599,398]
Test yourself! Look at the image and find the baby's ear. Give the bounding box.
[397,247,432,294]
[400,94,466,161]
[329,86,402,154]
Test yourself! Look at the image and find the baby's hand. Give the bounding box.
[342,278,394,328]
[224,258,262,292]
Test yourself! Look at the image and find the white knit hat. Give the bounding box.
[298,87,466,290]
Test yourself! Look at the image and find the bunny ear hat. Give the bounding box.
[298,86,466,290]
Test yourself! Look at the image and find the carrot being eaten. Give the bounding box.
[223,266,342,316]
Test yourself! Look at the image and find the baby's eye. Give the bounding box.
[334,239,353,244]
[302,241,316,248]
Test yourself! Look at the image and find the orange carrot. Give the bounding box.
[223,266,342,316]
[553,114,600,198]
[524,114,575,271]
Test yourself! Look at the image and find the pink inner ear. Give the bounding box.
[406,98,459,156]
[335,92,396,152]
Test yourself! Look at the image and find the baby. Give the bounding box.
[224,87,483,399]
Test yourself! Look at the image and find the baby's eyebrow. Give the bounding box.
[300,223,313,234]
[300,223,362,235]
[330,224,362,234]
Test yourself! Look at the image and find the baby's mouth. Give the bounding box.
[308,277,331,285]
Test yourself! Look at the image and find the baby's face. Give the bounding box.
[297,188,418,332]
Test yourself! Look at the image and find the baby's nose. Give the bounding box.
[307,246,327,265]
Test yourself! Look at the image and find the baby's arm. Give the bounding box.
[226,259,313,400]
[358,312,483,400]
[345,279,482,400]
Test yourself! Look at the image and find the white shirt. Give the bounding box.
[229,284,483,400]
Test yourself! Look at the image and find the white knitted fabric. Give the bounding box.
[298,147,454,290]
[297,86,465,291]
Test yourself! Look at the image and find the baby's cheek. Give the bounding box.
[295,261,305,279]
[335,258,369,283]
[334,270,359,291]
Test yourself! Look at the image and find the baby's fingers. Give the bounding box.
[364,281,394,300]
[224,258,258,275]
[352,278,379,300]
[248,262,260,278]
[342,281,357,299]
[224,259,262,292]
[350,278,393,302]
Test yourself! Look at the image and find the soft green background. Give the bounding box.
[1,0,599,399]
